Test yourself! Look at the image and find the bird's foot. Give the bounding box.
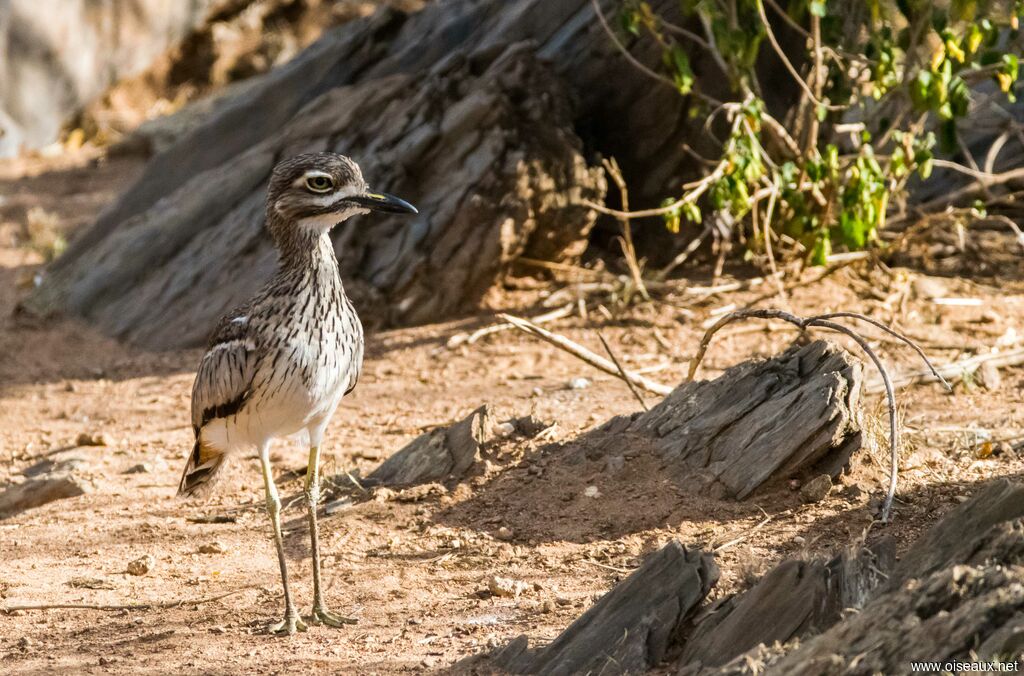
[309,605,358,627]
[268,612,307,635]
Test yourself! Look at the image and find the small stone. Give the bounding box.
[494,422,516,438]
[800,475,832,503]
[76,432,111,447]
[374,487,396,502]
[788,479,801,491]
[605,455,625,474]
[487,575,529,598]
[555,595,572,606]
[583,485,601,499]
[955,494,970,503]
[98,656,114,666]
[421,657,437,668]
[495,526,514,541]
[127,554,155,576]
[198,542,227,555]
[792,535,806,545]
[541,599,556,613]
[123,463,152,474]
[64,382,77,392]
[979,362,1002,391]
[209,626,227,634]
[567,377,591,390]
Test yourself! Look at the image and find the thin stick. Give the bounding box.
[449,304,574,347]
[2,586,259,614]
[597,331,649,411]
[498,313,672,396]
[714,513,774,552]
[580,559,636,574]
[867,346,1024,394]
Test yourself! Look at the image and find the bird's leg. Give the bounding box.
[305,444,357,627]
[259,444,306,635]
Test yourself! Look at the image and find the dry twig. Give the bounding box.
[597,331,649,411]
[2,586,260,614]
[498,313,672,396]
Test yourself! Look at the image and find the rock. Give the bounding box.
[198,542,227,554]
[487,575,529,598]
[567,377,591,390]
[123,463,152,474]
[495,526,514,541]
[368,405,492,487]
[0,471,90,519]
[126,554,155,576]
[979,361,1002,391]
[76,432,111,447]
[494,422,517,438]
[583,485,601,498]
[799,475,833,504]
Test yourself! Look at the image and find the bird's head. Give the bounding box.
[266,152,417,235]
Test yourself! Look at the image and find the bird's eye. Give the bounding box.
[305,175,334,193]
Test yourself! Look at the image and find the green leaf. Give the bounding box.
[810,0,827,17]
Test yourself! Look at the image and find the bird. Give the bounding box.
[176,152,417,634]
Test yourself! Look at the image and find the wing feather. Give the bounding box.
[191,313,258,432]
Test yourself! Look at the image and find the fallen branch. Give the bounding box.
[688,309,946,523]
[498,313,673,396]
[447,304,574,348]
[868,346,1024,394]
[1,586,259,614]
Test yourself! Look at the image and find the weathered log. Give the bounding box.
[888,478,1024,588]
[600,340,863,499]
[691,480,1024,676]
[368,405,492,487]
[0,463,90,519]
[486,540,719,675]
[677,540,895,673]
[24,0,738,348]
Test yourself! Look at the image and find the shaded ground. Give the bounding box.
[2,149,1024,674]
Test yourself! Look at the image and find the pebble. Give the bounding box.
[495,526,514,541]
[76,432,111,447]
[198,542,227,555]
[209,626,227,634]
[583,485,601,499]
[494,422,516,438]
[127,554,155,576]
[541,599,556,613]
[799,475,832,504]
[487,575,528,598]
[793,535,806,545]
[123,463,152,474]
[567,377,591,390]
[605,455,625,474]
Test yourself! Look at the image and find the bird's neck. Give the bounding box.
[272,219,344,292]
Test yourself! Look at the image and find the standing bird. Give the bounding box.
[177,152,417,634]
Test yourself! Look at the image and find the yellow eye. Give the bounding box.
[305,175,334,192]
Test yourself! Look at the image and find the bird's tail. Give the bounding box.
[177,437,227,497]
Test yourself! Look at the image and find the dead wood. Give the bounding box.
[604,340,864,500]
[366,405,492,487]
[485,540,718,675]
[689,480,1024,676]
[677,540,895,672]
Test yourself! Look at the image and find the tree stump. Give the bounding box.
[600,340,864,499]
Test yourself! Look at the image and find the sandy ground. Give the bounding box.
[2,149,1024,674]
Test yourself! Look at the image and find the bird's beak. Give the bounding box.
[349,192,418,214]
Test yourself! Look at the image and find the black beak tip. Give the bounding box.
[354,192,418,215]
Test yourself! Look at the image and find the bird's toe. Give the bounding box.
[310,605,358,628]
[268,613,308,635]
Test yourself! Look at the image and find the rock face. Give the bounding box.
[601,340,864,499]
[25,0,733,347]
[0,0,212,155]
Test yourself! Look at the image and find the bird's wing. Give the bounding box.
[190,312,259,432]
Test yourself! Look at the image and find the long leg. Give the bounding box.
[259,442,306,634]
[305,443,357,626]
